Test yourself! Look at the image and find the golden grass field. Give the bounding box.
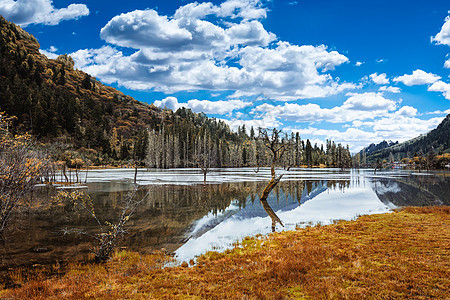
[2,206,449,299]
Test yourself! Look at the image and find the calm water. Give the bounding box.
[1,168,449,270]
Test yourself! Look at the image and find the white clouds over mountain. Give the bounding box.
[252,92,397,123]
[154,97,251,114]
[292,114,443,152]
[0,0,89,26]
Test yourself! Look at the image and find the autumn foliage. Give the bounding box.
[0,112,49,238]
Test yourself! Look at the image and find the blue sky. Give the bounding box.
[1,0,450,152]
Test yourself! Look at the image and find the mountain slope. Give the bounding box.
[0,16,238,164]
[365,114,450,162]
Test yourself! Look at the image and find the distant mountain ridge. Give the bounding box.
[364,114,450,162]
[361,140,399,155]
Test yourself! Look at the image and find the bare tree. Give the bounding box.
[258,128,295,231]
[56,186,148,262]
[0,114,49,239]
[194,131,215,184]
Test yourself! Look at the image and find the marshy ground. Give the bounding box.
[1,206,449,299]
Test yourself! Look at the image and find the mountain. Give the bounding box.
[0,16,238,165]
[365,114,450,163]
[361,140,398,155]
[0,17,352,169]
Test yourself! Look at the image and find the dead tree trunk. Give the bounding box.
[258,128,295,231]
[62,164,69,183]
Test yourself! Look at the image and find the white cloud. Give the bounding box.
[443,57,450,69]
[153,97,252,114]
[427,80,450,100]
[379,86,401,93]
[70,0,353,100]
[395,106,417,117]
[173,0,267,20]
[226,20,276,46]
[252,92,397,123]
[217,0,267,20]
[153,96,180,111]
[371,115,444,141]
[355,61,364,67]
[220,115,281,132]
[432,15,450,46]
[0,0,89,26]
[393,69,441,86]
[291,114,444,153]
[291,127,378,153]
[39,45,59,59]
[369,73,389,85]
[100,10,197,50]
[426,109,450,115]
[39,49,58,59]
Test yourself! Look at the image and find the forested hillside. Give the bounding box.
[364,114,450,165]
[0,16,352,169]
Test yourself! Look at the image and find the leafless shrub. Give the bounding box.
[0,113,50,239]
[54,187,148,262]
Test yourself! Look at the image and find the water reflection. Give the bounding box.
[1,169,449,270]
[175,177,391,262]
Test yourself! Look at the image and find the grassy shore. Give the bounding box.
[1,206,449,299]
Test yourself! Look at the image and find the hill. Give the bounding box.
[361,140,398,155]
[0,16,352,169]
[0,16,239,166]
[365,114,450,164]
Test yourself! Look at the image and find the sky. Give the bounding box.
[1,0,450,152]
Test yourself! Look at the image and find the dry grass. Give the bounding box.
[1,206,449,299]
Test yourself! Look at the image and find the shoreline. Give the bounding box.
[2,206,449,299]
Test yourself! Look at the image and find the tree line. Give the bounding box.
[144,112,352,170]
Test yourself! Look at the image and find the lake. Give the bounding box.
[1,167,449,271]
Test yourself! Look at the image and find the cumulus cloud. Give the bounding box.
[355,61,364,66]
[393,69,441,86]
[220,115,281,132]
[39,49,58,59]
[379,86,401,93]
[0,0,89,26]
[371,115,444,141]
[292,127,378,152]
[153,97,252,115]
[292,114,444,152]
[428,80,450,100]
[395,106,417,117]
[445,59,450,68]
[252,92,397,123]
[69,0,353,100]
[432,15,450,46]
[426,109,450,115]
[369,73,389,85]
